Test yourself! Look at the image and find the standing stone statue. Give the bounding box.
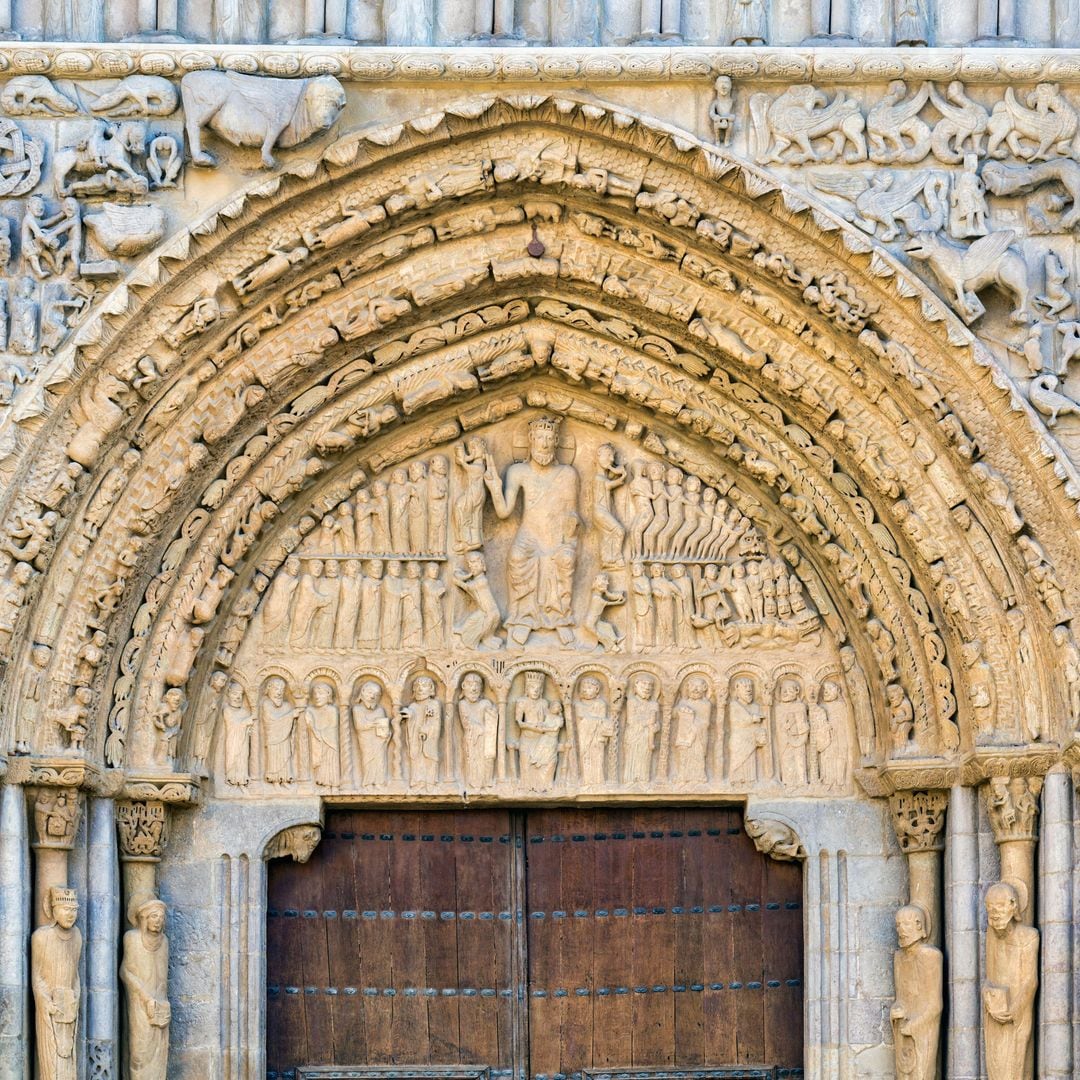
[890,904,942,1080]
[351,680,391,786]
[401,675,442,785]
[575,675,615,785]
[121,896,171,1080]
[31,887,82,1080]
[484,416,581,646]
[983,881,1038,1080]
[457,672,498,788]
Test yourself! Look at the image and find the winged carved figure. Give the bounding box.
[806,169,945,241]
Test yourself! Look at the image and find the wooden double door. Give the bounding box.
[266,807,803,1079]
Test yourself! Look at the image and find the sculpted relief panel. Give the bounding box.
[218,413,854,799]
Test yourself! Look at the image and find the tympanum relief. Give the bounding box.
[218,414,854,799]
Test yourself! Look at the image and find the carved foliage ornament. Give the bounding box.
[889,789,947,853]
[116,798,168,861]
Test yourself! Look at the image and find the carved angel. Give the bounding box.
[807,169,944,241]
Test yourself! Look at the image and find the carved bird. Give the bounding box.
[1029,373,1080,426]
[806,169,939,241]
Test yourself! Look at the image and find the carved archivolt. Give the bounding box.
[0,95,1076,795]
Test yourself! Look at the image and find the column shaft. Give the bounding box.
[1039,770,1073,1076]
[946,784,980,1080]
[86,799,120,1080]
[0,784,29,1080]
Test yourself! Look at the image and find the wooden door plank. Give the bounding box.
[763,854,804,1069]
[526,811,561,1077]
[702,811,737,1067]
[390,812,430,1064]
[356,821,394,1064]
[421,827,461,1061]
[730,817,766,1065]
[267,855,308,1072]
[673,812,705,1066]
[557,811,594,1076]
[322,827,366,1063]
[588,812,629,1068]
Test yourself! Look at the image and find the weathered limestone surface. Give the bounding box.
[0,9,1078,1077]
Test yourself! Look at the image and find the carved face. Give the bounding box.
[686,677,708,700]
[462,674,483,701]
[387,560,401,577]
[579,677,600,700]
[406,561,421,579]
[431,455,448,475]
[360,681,381,708]
[408,461,426,481]
[633,676,655,700]
[895,906,926,948]
[164,688,185,711]
[779,680,799,703]
[703,564,719,581]
[597,443,614,467]
[308,559,323,577]
[343,561,359,577]
[414,677,435,701]
[311,683,333,707]
[529,424,557,466]
[821,681,840,703]
[141,902,166,934]
[226,682,245,706]
[649,563,664,579]
[594,572,609,590]
[285,556,301,576]
[466,552,486,574]
[53,896,78,930]
[266,677,286,704]
[366,560,383,578]
[985,884,1019,932]
[524,674,544,699]
[324,561,339,578]
[425,563,440,579]
[372,481,387,496]
[733,678,755,705]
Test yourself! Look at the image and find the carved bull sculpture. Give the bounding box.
[180,71,346,169]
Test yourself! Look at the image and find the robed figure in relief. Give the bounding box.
[121,897,171,1080]
[485,416,580,646]
[890,904,942,1080]
[983,881,1039,1080]
[32,887,82,1080]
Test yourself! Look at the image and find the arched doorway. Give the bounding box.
[266,807,802,1077]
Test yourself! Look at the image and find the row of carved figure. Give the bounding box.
[208,667,851,792]
[750,81,1080,169]
[891,883,1038,1080]
[254,545,822,658]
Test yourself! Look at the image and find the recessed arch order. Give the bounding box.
[4,93,1079,791]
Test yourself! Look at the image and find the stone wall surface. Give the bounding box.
[0,9,1076,1080]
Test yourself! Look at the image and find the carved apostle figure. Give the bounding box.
[261,676,296,784]
[672,676,711,782]
[622,674,661,784]
[32,887,82,1080]
[776,677,809,785]
[458,672,498,789]
[485,416,580,646]
[401,675,442,785]
[593,443,627,568]
[221,680,254,786]
[351,680,391,786]
[304,680,341,788]
[890,904,942,1080]
[452,437,488,553]
[121,896,171,1080]
[727,676,768,782]
[983,881,1039,1080]
[575,675,616,785]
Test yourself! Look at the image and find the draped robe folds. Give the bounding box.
[671,700,709,782]
[222,702,253,785]
[891,942,941,1080]
[261,698,295,782]
[727,697,766,781]
[404,698,442,783]
[459,697,498,788]
[31,924,81,1080]
[495,460,579,631]
[623,698,659,783]
[517,698,562,789]
[121,929,170,1080]
[576,696,614,784]
[777,701,809,785]
[352,704,390,786]
[305,702,341,787]
[984,922,1039,1080]
[260,570,297,643]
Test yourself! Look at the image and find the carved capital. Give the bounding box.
[7,755,112,792]
[265,824,322,864]
[744,816,806,862]
[986,776,1042,845]
[116,799,168,862]
[889,789,948,853]
[29,786,81,850]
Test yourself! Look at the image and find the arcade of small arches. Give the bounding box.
[1,91,1079,1079]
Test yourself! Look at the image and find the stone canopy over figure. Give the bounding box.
[484,415,581,646]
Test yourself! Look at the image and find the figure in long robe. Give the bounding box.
[261,676,296,784]
[484,416,580,646]
[622,674,660,784]
[304,681,341,787]
[351,681,391,786]
[32,887,82,1080]
[726,676,768,782]
[891,904,942,1080]
[575,676,615,785]
[401,675,442,785]
[121,897,171,1080]
[458,673,498,789]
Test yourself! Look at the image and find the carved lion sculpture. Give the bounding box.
[745,817,807,862]
[180,71,346,169]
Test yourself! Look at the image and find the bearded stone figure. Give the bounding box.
[983,881,1038,1080]
[890,904,942,1080]
[31,887,82,1080]
[121,896,171,1080]
[485,415,580,646]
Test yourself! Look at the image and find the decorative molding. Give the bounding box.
[120,773,201,805]
[5,755,116,792]
[4,46,1080,86]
